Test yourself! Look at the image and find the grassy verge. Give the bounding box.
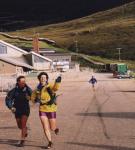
[87,55,135,70]
[0,34,68,52]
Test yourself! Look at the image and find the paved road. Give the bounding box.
[1,71,135,150]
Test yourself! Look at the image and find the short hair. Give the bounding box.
[16,76,25,82]
[37,72,49,81]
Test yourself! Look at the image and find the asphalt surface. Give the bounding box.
[1,71,135,150]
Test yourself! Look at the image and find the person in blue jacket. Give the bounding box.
[89,75,97,89]
[5,76,32,147]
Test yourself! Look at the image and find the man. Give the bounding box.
[5,76,32,147]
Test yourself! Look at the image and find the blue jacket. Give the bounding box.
[5,84,32,110]
[89,78,97,84]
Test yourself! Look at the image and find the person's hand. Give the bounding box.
[55,76,62,83]
[11,107,16,113]
[26,95,31,100]
[35,98,41,103]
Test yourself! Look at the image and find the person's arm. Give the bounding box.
[45,76,61,105]
[31,89,38,103]
[89,79,92,83]
[26,86,32,101]
[50,76,61,92]
[5,89,15,109]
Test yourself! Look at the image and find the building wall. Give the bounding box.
[24,54,33,66]
[33,55,51,70]
[0,61,24,75]
[0,42,26,57]
[0,61,16,74]
[33,62,51,70]
[43,55,71,62]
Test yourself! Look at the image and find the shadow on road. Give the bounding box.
[0,139,18,146]
[0,139,46,148]
[0,126,17,130]
[67,142,135,150]
[115,90,135,93]
[76,112,135,119]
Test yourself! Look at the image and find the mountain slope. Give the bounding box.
[3,1,135,60]
[0,0,133,31]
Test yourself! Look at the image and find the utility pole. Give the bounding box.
[75,40,78,53]
[117,48,122,61]
[75,32,79,53]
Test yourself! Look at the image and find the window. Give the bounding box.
[0,43,7,54]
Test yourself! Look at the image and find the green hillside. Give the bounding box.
[0,34,67,53]
[3,1,135,59]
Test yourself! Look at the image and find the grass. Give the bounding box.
[85,55,135,70]
[2,1,134,60]
[88,56,117,64]
[71,52,135,70]
[0,34,68,52]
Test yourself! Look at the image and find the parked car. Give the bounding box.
[116,72,132,79]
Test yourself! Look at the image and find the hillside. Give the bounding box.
[2,1,135,60]
[0,0,132,31]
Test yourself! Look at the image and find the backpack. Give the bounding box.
[36,83,57,105]
[5,88,16,109]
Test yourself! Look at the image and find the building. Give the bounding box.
[40,50,72,71]
[24,51,52,71]
[0,40,53,75]
[0,40,27,57]
[0,56,33,75]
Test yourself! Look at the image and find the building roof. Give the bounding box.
[42,53,71,56]
[26,51,52,62]
[0,33,56,44]
[0,57,34,69]
[0,40,28,54]
[37,48,55,54]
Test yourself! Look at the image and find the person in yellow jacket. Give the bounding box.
[31,72,61,149]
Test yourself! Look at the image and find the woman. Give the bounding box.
[5,76,32,147]
[31,72,61,149]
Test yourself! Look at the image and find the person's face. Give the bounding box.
[18,78,26,88]
[40,75,47,85]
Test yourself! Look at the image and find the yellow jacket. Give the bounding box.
[31,82,60,112]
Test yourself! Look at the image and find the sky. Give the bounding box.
[0,0,133,15]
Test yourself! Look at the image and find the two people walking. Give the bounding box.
[5,72,61,149]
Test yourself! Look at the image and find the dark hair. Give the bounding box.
[37,72,49,81]
[16,76,25,82]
